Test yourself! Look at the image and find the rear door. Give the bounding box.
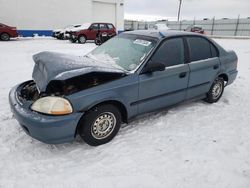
[186,36,220,99]
[107,24,116,35]
[138,37,189,114]
[99,23,109,35]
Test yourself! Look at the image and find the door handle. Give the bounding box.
[213,65,219,70]
[179,72,187,78]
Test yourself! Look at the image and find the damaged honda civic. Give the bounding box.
[9,30,238,146]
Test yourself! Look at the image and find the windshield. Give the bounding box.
[88,34,157,71]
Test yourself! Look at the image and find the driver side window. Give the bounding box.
[151,38,184,67]
[90,24,99,30]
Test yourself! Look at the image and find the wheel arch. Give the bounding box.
[218,73,229,82]
[78,33,87,40]
[74,100,128,137]
[93,100,128,123]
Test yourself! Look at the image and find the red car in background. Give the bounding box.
[69,23,116,44]
[185,25,205,34]
[0,23,18,41]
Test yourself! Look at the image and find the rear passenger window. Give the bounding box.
[187,37,217,62]
[151,38,184,67]
[107,24,114,29]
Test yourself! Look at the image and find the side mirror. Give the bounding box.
[89,27,92,30]
[142,61,165,74]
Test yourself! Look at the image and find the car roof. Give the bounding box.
[124,30,203,39]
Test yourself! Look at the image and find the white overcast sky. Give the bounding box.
[124,0,250,21]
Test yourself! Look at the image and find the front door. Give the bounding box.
[138,37,189,114]
[88,23,99,40]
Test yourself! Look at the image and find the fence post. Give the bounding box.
[211,17,215,35]
[180,20,182,31]
[234,15,240,36]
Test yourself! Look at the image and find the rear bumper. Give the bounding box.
[9,83,83,144]
[227,69,238,86]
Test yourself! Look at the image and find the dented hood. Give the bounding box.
[32,51,126,92]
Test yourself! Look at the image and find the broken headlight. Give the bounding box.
[31,96,73,115]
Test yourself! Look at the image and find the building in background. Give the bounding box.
[0,0,124,36]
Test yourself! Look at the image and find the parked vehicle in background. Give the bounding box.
[52,24,81,40]
[69,23,116,44]
[0,23,18,41]
[64,23,91,40]
[154,23,170,30]
[9,30,238,146]
[148,23,170,30]
[185,25,205,34]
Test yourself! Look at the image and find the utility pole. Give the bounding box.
[177,0,183,21]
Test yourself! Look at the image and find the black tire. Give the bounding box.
[95,38,102,46]
[78,104,122,146]
[204,77,224,103]
[78,35,87,44]
[0,33,10,41]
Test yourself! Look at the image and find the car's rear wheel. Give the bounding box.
[78,35,87,44]
[0,33,10,41]
[78,104,121,146]
[204,77,224,103]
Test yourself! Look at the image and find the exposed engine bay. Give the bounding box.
[20,72,125,101]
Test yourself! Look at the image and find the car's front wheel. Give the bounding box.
[78,104,121,146]
[204,77,224,103]
[0,33,10,41]
[78,35,87,44]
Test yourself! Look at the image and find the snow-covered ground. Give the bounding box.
[0,37,250,188]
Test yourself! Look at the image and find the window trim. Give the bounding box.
[184,36,219,63]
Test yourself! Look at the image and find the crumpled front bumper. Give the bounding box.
[9,83,83,144]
